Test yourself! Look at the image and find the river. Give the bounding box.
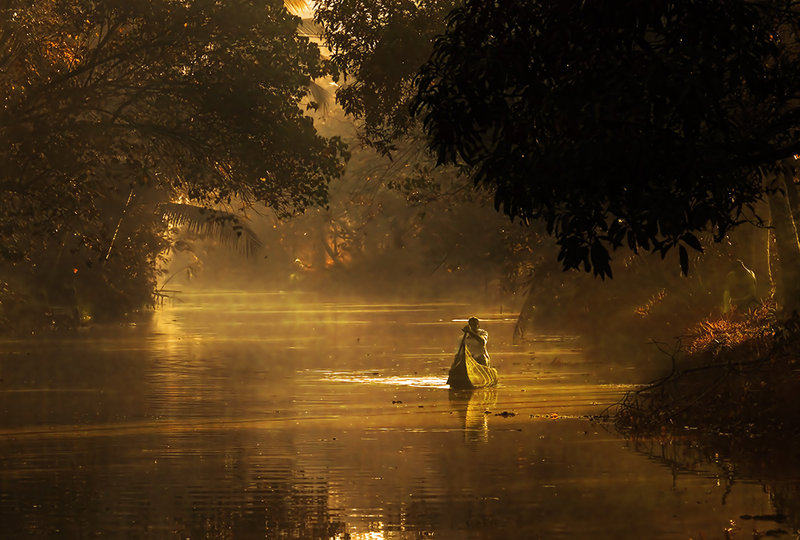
[0,291,791,538]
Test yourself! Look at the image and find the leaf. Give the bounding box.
[681,232,704,252]
[679,245,689,275]
[590,240,612,279]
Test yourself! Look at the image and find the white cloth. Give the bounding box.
[464,328,489,363]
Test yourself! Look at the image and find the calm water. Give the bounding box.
[0,291,791,539]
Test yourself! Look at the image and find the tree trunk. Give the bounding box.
[310,213,328,270]
[753,198,774,300]
[764,224,775,300]
[513,278,536,344]
[736,201,772,301]
[765,166,800,314]
[784,171,800,223]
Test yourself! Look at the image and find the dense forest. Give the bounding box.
[4,0,800,375]
[0,0,346,328]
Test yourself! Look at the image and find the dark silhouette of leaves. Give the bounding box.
[411,0,800,276]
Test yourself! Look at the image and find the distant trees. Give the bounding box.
[308,0,536,301]
[253,134,536,300]
[0,0,347,327]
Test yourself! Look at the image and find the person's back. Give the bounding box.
[463,317,490,365]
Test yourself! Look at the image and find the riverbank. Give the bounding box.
[614,301,800,439]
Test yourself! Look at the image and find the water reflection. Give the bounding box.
[773,484,800,535]
[629,434,800,537]
[448,388,497,443]
[0,291,793,538]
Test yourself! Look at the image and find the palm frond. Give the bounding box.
[298,17,323,38]
[158,202,263,257]
[308,79,335,114]
[284,0,312,16]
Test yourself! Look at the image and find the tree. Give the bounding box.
[766,164,800,313]
[314,0,456,153]
[412,0,800,286]
[0,0,348,327]
[266,131,531,298]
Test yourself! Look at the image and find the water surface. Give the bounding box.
[0,291,789,538]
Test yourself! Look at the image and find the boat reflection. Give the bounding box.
[448,388,497,443]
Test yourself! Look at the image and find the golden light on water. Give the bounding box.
[331,528,388,540]
[0,291,783,538]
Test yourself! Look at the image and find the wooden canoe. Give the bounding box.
[447,341,498,389]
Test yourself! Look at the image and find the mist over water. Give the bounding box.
[0,291,783,538]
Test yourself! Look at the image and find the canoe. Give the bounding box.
[447,341,498,389]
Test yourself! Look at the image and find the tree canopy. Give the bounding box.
[1,0,347,219]
[412,0,800,277]
[0,0,348,326]
[314,0,455,153]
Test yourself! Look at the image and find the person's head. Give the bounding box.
[468,317,479,331]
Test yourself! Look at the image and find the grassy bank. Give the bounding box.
[614,301,800,438]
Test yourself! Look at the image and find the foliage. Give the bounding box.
[520,235,714,333]
[412,0,800,277]
[686,300,778,357]
[258,133,538,298]
[0,0,348,329]
[614,303,800,436]
[159,203,263,258]
[314,0,456,153]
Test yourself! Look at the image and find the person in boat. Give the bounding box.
[462,317,490,366]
